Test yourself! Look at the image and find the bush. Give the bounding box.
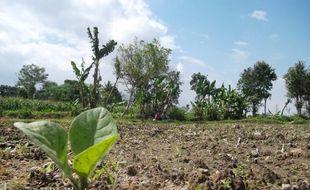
[5,110,33,119]
[205,104,220,121]
[167,106,186,121]
[185,111,196,121]
[291,115,307,124]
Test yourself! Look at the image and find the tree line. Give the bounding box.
[1,27,309,120]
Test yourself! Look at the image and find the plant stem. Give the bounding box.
[80,176,89,190]
[68,176,80,190]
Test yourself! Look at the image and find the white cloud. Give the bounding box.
[250,10,268,21]
[231,49,249,63]
[0,0,175,85]
[175,62,184,73]
[234,41,248,47]
[179,55,206,66]
[159,35,178,50]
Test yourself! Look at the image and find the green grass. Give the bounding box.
[0,97,74,112]
[1,97,308,125]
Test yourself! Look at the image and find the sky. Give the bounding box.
[0,0,309,114]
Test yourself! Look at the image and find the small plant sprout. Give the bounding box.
[14,107,119,190]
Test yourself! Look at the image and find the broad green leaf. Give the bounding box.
[14,121,71,176]
[73,134,119,178]
[69,107,118,155]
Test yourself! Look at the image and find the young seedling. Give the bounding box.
[14,107,119,190]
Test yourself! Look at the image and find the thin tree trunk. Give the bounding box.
[91,59,99,108]
[105,77,119,105]
[252,102,256,116]
[264,98,267,116]
[79,83,86,108]
[281,99,290,117]
[296,97,302,116]
[162,90,174,119]
[122,89,134,117]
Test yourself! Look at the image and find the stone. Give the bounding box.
[282,184,292,190]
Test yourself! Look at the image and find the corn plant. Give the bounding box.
[14,107,119,190]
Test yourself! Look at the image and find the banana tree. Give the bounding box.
[71,59,92,108]
[87,27,117,108]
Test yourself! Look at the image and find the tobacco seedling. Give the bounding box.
[14,107,119,190]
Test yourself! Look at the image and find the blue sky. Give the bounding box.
[147,0,310,114]
[0,0,309,114]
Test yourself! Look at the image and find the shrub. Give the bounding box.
[185,111,196,121]
[5,110,33,119]
[17,110,33,119]
[167,106,186,121]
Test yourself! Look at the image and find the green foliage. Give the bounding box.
[0,85,18,97]
[238,61,277,116]
[242,114,308,124]
[36,81,58,100]
[184,111,196,121]
[101,81,122,108]
[14,107,119,190]
[87,27,117,108]
[190,72,215,120]
[14,121,71,175]
[6,110,33,119]
[218,85,248,120]
[283,61,310,116]
[70,27,117,109]
[37,80,80,102]
[71,59,92,108]
[190,73,247,121]
[167,106,186,121]
[0,97,73,112]
[16,64,48,99]
[116,38,181,118]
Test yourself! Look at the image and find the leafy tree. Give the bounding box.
[253,61,277,115]
[116,38,172,117]
[0,85,18,97]
[190,73,217,120]
[36,81,58,100]
[237,67,259,115]
[36,80,80,102]
[149,70,182,118]
[16,64,48,99]
[237,61,277,116]
[283,61,309,115]
[87,27,117,108]
[60,80,80,102]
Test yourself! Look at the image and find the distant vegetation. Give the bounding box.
[1,27,310,121]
